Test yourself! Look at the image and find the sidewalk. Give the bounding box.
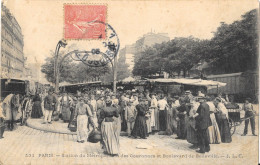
[26,118,76,135]
[26,118,128,136]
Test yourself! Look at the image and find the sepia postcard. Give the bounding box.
[0,0,259,165]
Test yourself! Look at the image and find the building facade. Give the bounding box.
[118,32,170,75]
[1,4,25,78]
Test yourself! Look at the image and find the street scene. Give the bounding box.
[0,0,259,165]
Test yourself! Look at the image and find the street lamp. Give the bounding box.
[54,39,67,93]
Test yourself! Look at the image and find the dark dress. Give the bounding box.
[131,104,148,139]
[68,103,76,129]
[100,106,120,155]
[176,104,189,139]
[119,100,127,131]
[215,111,232,143]
[31,94,43,118]
[165,107,174,135]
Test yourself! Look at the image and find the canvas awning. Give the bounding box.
[148,78,226,89]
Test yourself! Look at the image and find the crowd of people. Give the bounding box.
[0,87,257,156]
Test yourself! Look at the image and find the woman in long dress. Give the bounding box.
[100,99,120,156]
[206,100,221,144]
[171,97,180,134]
[60,93,72,122]
[149,94,159,132]
[112,101,121,144]
[215,97,232,143]
[119,95,127,132]
[75,97,93,143]
[31,93,43,118]
[144,100,152,134]
[165,98,174,135]
[187,101,200,148]
[131,99,148,139]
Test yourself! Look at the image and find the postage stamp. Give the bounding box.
[64,4,107,39]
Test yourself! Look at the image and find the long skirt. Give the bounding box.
[219,118,232,143]
[150,108,155,127]
[215,113,232,143]
[113,115,121,144]
[177,115,187,139]
[131,116,148,138]
[61,106,71,122]
[121,109,127,131]
[31,101,43,118]
[68,107,75,128]
[92,112,98,127]
[152,108,160,131]
[187,119,198,144]
[159,110,167,131]
[171,108,178,133]
[207,113,221,144]
[166,110,173,135]
[77,115,88,141]
[146,116,152,133]
[101,121,120,155]
[0,118,5,138]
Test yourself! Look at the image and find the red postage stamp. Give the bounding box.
[64,4,107,39]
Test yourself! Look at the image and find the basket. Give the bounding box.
[88,130,102,143]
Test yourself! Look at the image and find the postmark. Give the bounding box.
[69,21,120,67]
[64,4,107,39]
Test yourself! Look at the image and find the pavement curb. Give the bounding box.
[26,119,77,135]
[26,119,129,136]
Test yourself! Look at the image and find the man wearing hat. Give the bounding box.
[125,100,136,137]
[194,96,212,153]
[158,96,169,131]
[184,90,193,104]
[111,94,119,106]
[43,89,56,124]
[131,93,139,107]
[242,98,257,136]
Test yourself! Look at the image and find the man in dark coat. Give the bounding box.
[195,97,212,153]
[43,90,56,124]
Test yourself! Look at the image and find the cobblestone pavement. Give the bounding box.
[0,113,258,165]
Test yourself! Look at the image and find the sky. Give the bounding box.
[3,0,258,65]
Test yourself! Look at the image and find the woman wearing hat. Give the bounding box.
[131,99,148,139]
[75,97,93,143]
[100,99,120,156]
[176,97,189,139]
[187,100,200,148]
[214,97,232,143]
[31,91,43,118]
[241,98,257,136]
[206,97,221,144]
[147,93,159,132]
[60,92,73,122]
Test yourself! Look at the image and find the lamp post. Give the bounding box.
[55,49,117,94]
[54,39,67,93]
[113,55,117,94]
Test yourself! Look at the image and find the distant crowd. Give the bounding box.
[0,87,257,156]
